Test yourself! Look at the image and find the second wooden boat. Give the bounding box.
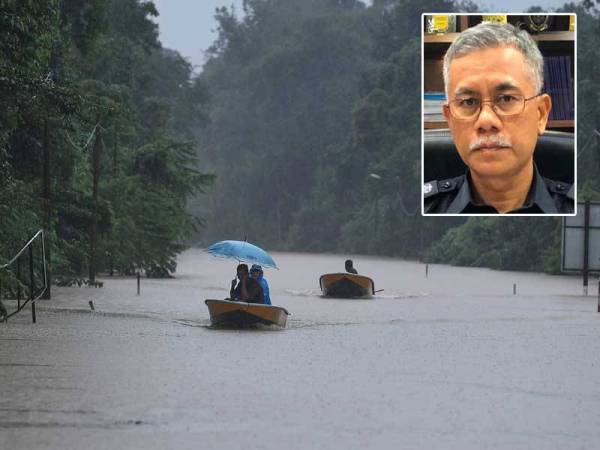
[205,299,289,327]
[319,273,375,298]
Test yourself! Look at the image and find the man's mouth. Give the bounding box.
[474,144,510,151]
[469,136,512,152]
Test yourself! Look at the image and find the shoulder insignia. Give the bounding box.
[438,179,456,192]
[546,179,573,198]
[423,181,438,198]
[424,176,464,199]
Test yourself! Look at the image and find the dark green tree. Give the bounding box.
[0,0,214,282]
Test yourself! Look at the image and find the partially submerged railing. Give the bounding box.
[0,230,48,323]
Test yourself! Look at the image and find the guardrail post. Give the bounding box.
[1,230,46,322]
[17,257,21,309]
[0,278,6,322]
[0,277,3,318]
[29,245,36,323]
[41,232,49,299]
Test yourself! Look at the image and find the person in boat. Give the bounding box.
[250,264,271,305]
[230,263,264,303]
[345,259,358,274]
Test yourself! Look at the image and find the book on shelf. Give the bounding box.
[423,92,446,122]
[543,55,574,121]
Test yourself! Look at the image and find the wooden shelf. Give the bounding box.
[423,33,460,44]
[424,16,575,125]
[531,31,574,42]
[423,119,574,130]
[424,30,574,45]
[546,120,574,129]
[424,121,447,129]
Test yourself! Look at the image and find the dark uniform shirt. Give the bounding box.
[424,165,574,214]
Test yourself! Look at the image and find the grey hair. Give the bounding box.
[443,22,544,98]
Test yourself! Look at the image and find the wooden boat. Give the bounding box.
[319,273,375,298]
[204,299,289,327]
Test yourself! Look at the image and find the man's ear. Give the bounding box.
[537,93,552,135]
[443,104,451,122]
[442,103,456,132]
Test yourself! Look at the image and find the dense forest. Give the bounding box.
[1,0,598,284]
[0,0,213,281]
[195,0,600,272]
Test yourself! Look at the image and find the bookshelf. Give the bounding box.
[423,15,575,131]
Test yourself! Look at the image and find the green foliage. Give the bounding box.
[0,0,59,76]
[425,217,561,271]
[195,0,598,276]
[100,173,197,277]
[4,0,586,280]
[0,180,42,262]
[425,2,600,273]
[322,0,466,257]
[564,1,600,197]
[0,0,214,279]
[194,0,473,257]
[198,0,373,247]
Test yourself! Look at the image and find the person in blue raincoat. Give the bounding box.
[250,264,271,305]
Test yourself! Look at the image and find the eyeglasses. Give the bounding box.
[447,93,543,121]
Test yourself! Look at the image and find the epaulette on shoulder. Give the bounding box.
[423,180,439,198]
[423,176,464,199]
[545,178,573,199]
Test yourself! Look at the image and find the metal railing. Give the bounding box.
[0,230,48,323]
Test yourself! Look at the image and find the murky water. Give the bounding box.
[1,249,599,449]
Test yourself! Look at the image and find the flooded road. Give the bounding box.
[1,249,599,449]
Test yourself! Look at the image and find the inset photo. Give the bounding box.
[422,14,576,215]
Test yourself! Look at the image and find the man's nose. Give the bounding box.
[474,102,502,132]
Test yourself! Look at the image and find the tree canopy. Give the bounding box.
[194,0,599,272]
[2,0,598,281]
[0,0,214,279]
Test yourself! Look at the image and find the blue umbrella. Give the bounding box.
[206,240,278,269]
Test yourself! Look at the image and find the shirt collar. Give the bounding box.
[522,165,558,213]
[446,174,472,214]
[447,165,558,214]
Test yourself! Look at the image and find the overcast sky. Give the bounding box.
[151,0,573,71]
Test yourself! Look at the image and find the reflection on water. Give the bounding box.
[282,288,321,297]
[174,318,286,332]
[172,318,212,328]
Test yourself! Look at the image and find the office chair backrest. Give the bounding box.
[423,129,574,184]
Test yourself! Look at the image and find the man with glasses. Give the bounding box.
[424,21,574,214]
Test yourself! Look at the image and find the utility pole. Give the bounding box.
[42,120,51,299]
[89,118,103,283]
